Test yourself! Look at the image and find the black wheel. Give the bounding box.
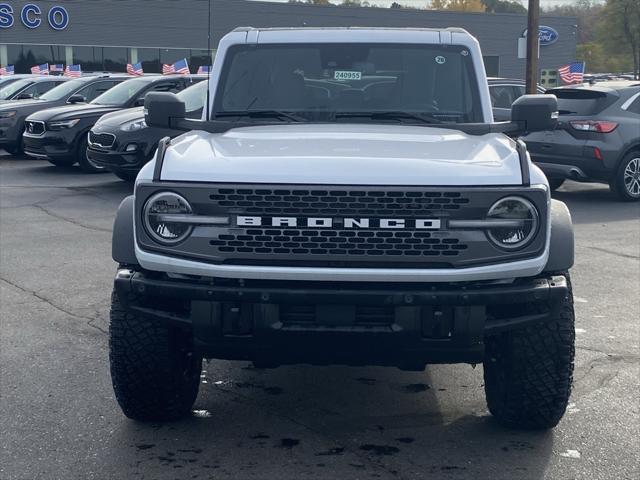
[610,152,640,201]
[483,273,575,430]
[77,135,107,173]
[109,289,202,421]
[548,178,565,192]
[112,169,138,182]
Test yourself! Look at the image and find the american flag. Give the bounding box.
[65,64,82,78]
[0,65,15,76]
[50,64,64,73]
[163,58,190,75]
[127,62,144,76]
[197,65,212,74]
[31,63,49,75]
[558,62,585,84]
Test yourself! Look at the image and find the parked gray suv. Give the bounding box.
[523,83,640,201]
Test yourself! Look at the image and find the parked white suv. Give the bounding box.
[109,27,576,429]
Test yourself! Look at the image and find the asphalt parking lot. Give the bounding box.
[1,152,638,480]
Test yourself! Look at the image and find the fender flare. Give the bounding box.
[544,199,574,272]
[112,195,138,266]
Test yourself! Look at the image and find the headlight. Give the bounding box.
[48,119,80,130]
[120,119,147,132]
[143,192,193,245]
[0,110,17,119]
[486,196,539,250]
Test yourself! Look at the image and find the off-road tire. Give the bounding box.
[483,273,575,430]
[610,152,640,202]
[77,135,107,173]
[548,178,565,192]
[109,289,202,421]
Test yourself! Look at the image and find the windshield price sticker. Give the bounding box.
[334,70,362,81]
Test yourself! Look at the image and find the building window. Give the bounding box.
[8,44,65,73]
[190,49,213,73]
[137,48,160,74]
[483,56,500,77]
[73,46,103,72]
[103,47,128,73]
[160,48,191,70]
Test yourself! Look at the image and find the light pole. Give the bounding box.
[525,0,540,94]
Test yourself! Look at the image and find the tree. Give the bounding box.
[482,0,526,14]
[599,0,640,78]
[430,0,486,13]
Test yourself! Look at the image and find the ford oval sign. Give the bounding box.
[538,26,559,45]
[522,26,559,46]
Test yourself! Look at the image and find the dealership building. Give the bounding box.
[1,0,576,79]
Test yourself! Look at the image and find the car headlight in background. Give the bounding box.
[0,110,17,119]
[47,119,80,130]
[486,196,539,250]
[121,119,147,132]
[143,192,193,245]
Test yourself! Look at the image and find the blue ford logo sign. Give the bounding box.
[538,26,559,45]
[522,26,559,46]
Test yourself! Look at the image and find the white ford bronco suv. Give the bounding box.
[110,27,576,429]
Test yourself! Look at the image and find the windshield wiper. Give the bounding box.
[214,110,307,122]
[334,111,443,124]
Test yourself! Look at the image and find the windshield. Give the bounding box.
[40,78,89,101]
[214,43,482,123]
[91,78,150,106]
[0,79,33,100]
[177,81,207,112]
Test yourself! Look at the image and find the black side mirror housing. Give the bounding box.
[511,94,558,133]
[68,94,86,104]
[16,93,34,100]
[145,92,186,129]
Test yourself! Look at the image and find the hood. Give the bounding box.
[158,124,524,186]
[0,99,51,111]
[26,104,122,122]
[95,107,144,128]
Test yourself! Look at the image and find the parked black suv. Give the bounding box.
[0,76,69,103]
[87,80,208,181]
[523,83,640,201]
[23,75,206,172]
[0,75,126,155]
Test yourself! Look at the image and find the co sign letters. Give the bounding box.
[0,3,69,30]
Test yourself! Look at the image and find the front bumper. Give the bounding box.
[86,146,151,172]
[114,269,568,368]
[23,131,76,159]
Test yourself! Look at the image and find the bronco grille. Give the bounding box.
[211,228,467,258]
[136,184,548,269]
[209,188,470,216]
[88,131,115,149]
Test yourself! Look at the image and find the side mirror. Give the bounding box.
[511,94,558,133]
[144,92,185,129]
[68,94,86,104]
[16,93,34,100]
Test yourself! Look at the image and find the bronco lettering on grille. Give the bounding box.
[236,216,441,229]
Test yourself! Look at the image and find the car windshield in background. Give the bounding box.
[0,79,33,100]
[91,78,150,106]
[177,81,207,112]
[214,43,482,124]
[40,78,89,101]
